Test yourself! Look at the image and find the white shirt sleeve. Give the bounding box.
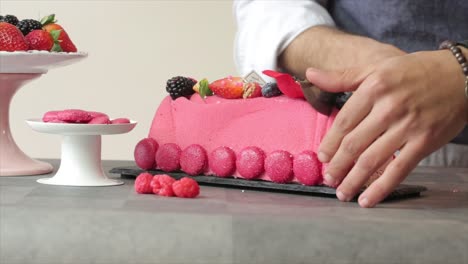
[233,0,335,80]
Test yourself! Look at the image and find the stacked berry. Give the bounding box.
[0,13,77,52]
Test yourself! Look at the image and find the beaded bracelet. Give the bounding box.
[439,40,468,100]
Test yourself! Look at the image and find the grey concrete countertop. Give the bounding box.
[1,159,467,264]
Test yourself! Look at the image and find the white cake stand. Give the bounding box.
[26,119,137,186]
[0,51,88,176]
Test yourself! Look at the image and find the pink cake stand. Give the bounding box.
[26,119,137,186]
[0,51,87,176]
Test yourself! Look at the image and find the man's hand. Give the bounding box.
[306,50,468,208]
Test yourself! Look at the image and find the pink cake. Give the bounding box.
[145,94,338,185]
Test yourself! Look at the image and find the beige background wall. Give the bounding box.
[1,0,237,160]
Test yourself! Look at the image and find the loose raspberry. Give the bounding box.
[172,177,200,198]
[151,174,176,197]
[134,172,154,194]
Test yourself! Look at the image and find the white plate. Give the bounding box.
[0,51,88,73]
[26,118,137,135]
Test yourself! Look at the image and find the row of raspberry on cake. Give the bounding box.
[134,138,325,186]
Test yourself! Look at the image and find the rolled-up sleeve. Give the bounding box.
[233,0,335,78]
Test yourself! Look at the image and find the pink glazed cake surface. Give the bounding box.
[148,94,338,185]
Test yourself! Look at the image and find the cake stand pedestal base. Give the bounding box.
[0,73,53,176]
[37,135,123,186]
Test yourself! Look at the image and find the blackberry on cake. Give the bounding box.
[17,19,42,36]
[166,76,196,99]
[0,15,19,26]
[261,82,282,98]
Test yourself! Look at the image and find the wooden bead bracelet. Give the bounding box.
[439,40,468,100]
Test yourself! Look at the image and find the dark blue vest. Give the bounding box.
[328,0,468,144]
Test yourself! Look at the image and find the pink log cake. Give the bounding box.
[147,94,338,185]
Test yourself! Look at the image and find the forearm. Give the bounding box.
[279,26,405,79]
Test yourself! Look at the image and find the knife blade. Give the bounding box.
[298,80,337,115]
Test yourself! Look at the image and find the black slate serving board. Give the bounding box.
[110,166,427,201]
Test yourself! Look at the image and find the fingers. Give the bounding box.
[306,67,372,93]
[323,106,392,187]
[357,140,426,208]
[335,121,407,201]
[318,79,375,164]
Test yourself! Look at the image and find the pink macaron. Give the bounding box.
[134,138,159,170]
[88,111,109,119]
[236,146,265,179]
[264,150,293,183]
[180,144,207,175]
[156,143,182,172]
[88,115,111,124]
[42,110,60,122]
[209,146,236,177]
[57,109,92,123]
[111,118,131,124]
[293,151,322,186]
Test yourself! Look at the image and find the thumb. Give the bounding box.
[306,67,371,93]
